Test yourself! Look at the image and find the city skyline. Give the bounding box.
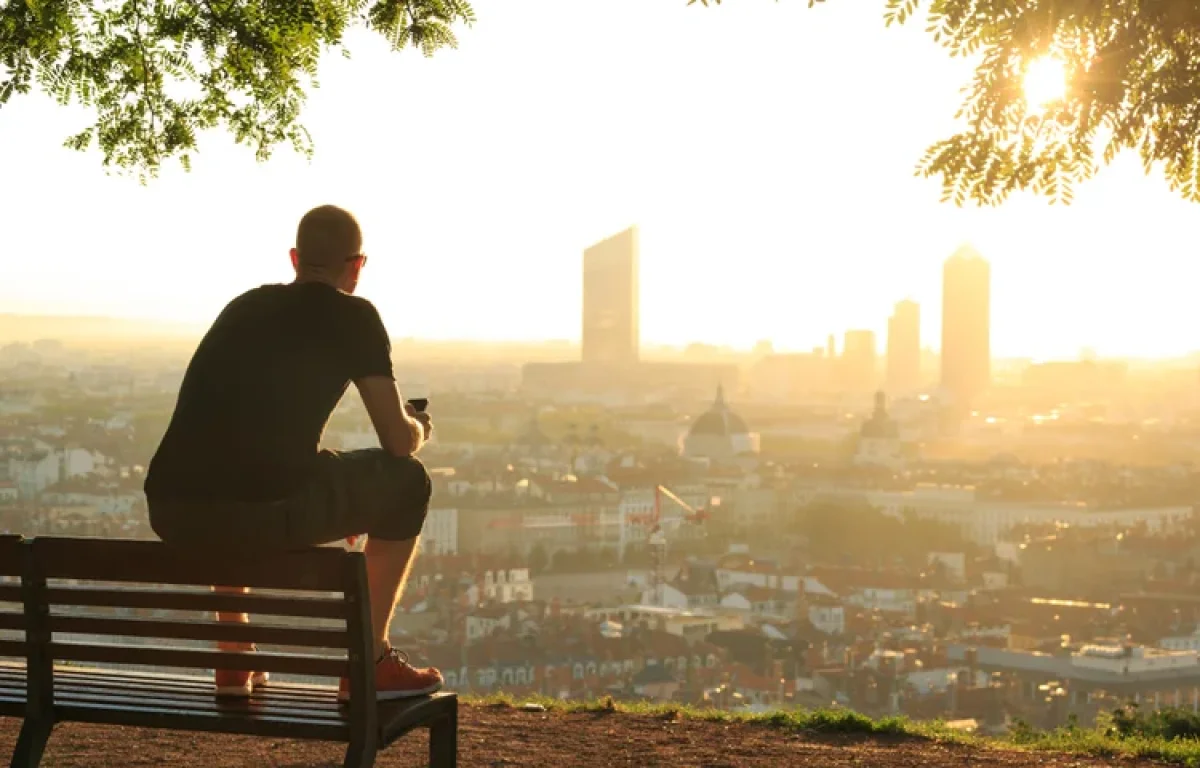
[0,0,1195,360]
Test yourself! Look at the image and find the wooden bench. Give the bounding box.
[6,536,456,768]
[0,536,27,723]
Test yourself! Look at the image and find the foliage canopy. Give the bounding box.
[693,0,1200,205]
[0,0,474,176]
[7,0,1200,206]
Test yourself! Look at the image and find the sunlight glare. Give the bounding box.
[1024,56,1067,108]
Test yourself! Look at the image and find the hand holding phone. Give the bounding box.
[407,398,429,413]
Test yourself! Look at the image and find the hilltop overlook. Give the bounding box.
[0,700,1186,767]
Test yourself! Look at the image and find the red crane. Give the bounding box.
[643,485,709,607]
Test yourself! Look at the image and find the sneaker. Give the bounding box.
[338,647,443,702]
[215,668,254,698]
[214,643,269,698]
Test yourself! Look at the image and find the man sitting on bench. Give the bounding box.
[144,204,443,702]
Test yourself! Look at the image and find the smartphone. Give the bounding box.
[407,398,429,413]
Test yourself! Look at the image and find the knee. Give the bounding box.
[371,457,432,541]
[401,457,432,501]
[384,455,432,510]
[415,460,433,504]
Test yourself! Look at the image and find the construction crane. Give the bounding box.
[645,485,709,607]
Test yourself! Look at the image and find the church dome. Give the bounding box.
[687,386,748,438]
[683,386,757,460]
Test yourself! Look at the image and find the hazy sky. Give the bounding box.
[0,0,1194,359]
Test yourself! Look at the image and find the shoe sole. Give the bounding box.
[337,681,444,703]
[215,674,267,698]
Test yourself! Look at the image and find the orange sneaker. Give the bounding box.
[338,647,443,702]
[215,643,269,698]
[215,668,253,697]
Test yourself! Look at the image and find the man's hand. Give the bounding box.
[356,376,424,457]
[406,403,434,440]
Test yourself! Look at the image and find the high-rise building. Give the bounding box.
[886,300,921,394]
[940,246,991,405]
[582,227,639,365]
[842,329,877,391]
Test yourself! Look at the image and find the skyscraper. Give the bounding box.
[886,300,921,394]
[582,226,639,365]
[940,246,991,405]
[841,329,877,391]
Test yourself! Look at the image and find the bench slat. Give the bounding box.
[34,537,351,592]
[50,667,353,711]
[58,687,348,723]
[53,701,351,741]
[52,665,330,695]
[53,677,342,714]
[48,615,348,648]
[45,586,346,620]
[49,665,355,708]
[49,642,349,678]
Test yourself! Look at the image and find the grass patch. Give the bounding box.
[466,693,967,741]
[464,695,1200,765]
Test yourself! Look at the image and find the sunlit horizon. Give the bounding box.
[1,0,1196,360]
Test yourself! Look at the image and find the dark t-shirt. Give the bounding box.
[145,282,393,503]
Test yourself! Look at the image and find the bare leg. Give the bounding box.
[213,585,254,659]
[364,536,420,660]
[211,585,257,692]
[214,584,251,628]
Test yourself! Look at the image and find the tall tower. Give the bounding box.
[886,300,921,395]
[842,330,877,392]
[940,246,991,405]
[582,226,640,365]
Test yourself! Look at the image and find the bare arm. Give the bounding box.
[355,376,424,457]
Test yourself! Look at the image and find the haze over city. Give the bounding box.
[2,0,1196,359]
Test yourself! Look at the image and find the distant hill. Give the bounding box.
[0,314,203,343]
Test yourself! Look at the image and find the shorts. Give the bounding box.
[148,449,432,552]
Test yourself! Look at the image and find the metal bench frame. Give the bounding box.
[4,536,456,768]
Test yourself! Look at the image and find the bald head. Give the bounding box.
[295,205,363,269]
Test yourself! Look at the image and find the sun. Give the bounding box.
[1023,56,1068,108]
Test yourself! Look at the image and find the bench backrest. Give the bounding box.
[0,535,25,661]
[25,537,375,705]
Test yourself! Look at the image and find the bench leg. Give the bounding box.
[429,711,457,768]
[10,718,52,768]
[342,735,378,768]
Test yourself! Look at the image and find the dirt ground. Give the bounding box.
[0,706,1161,767]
